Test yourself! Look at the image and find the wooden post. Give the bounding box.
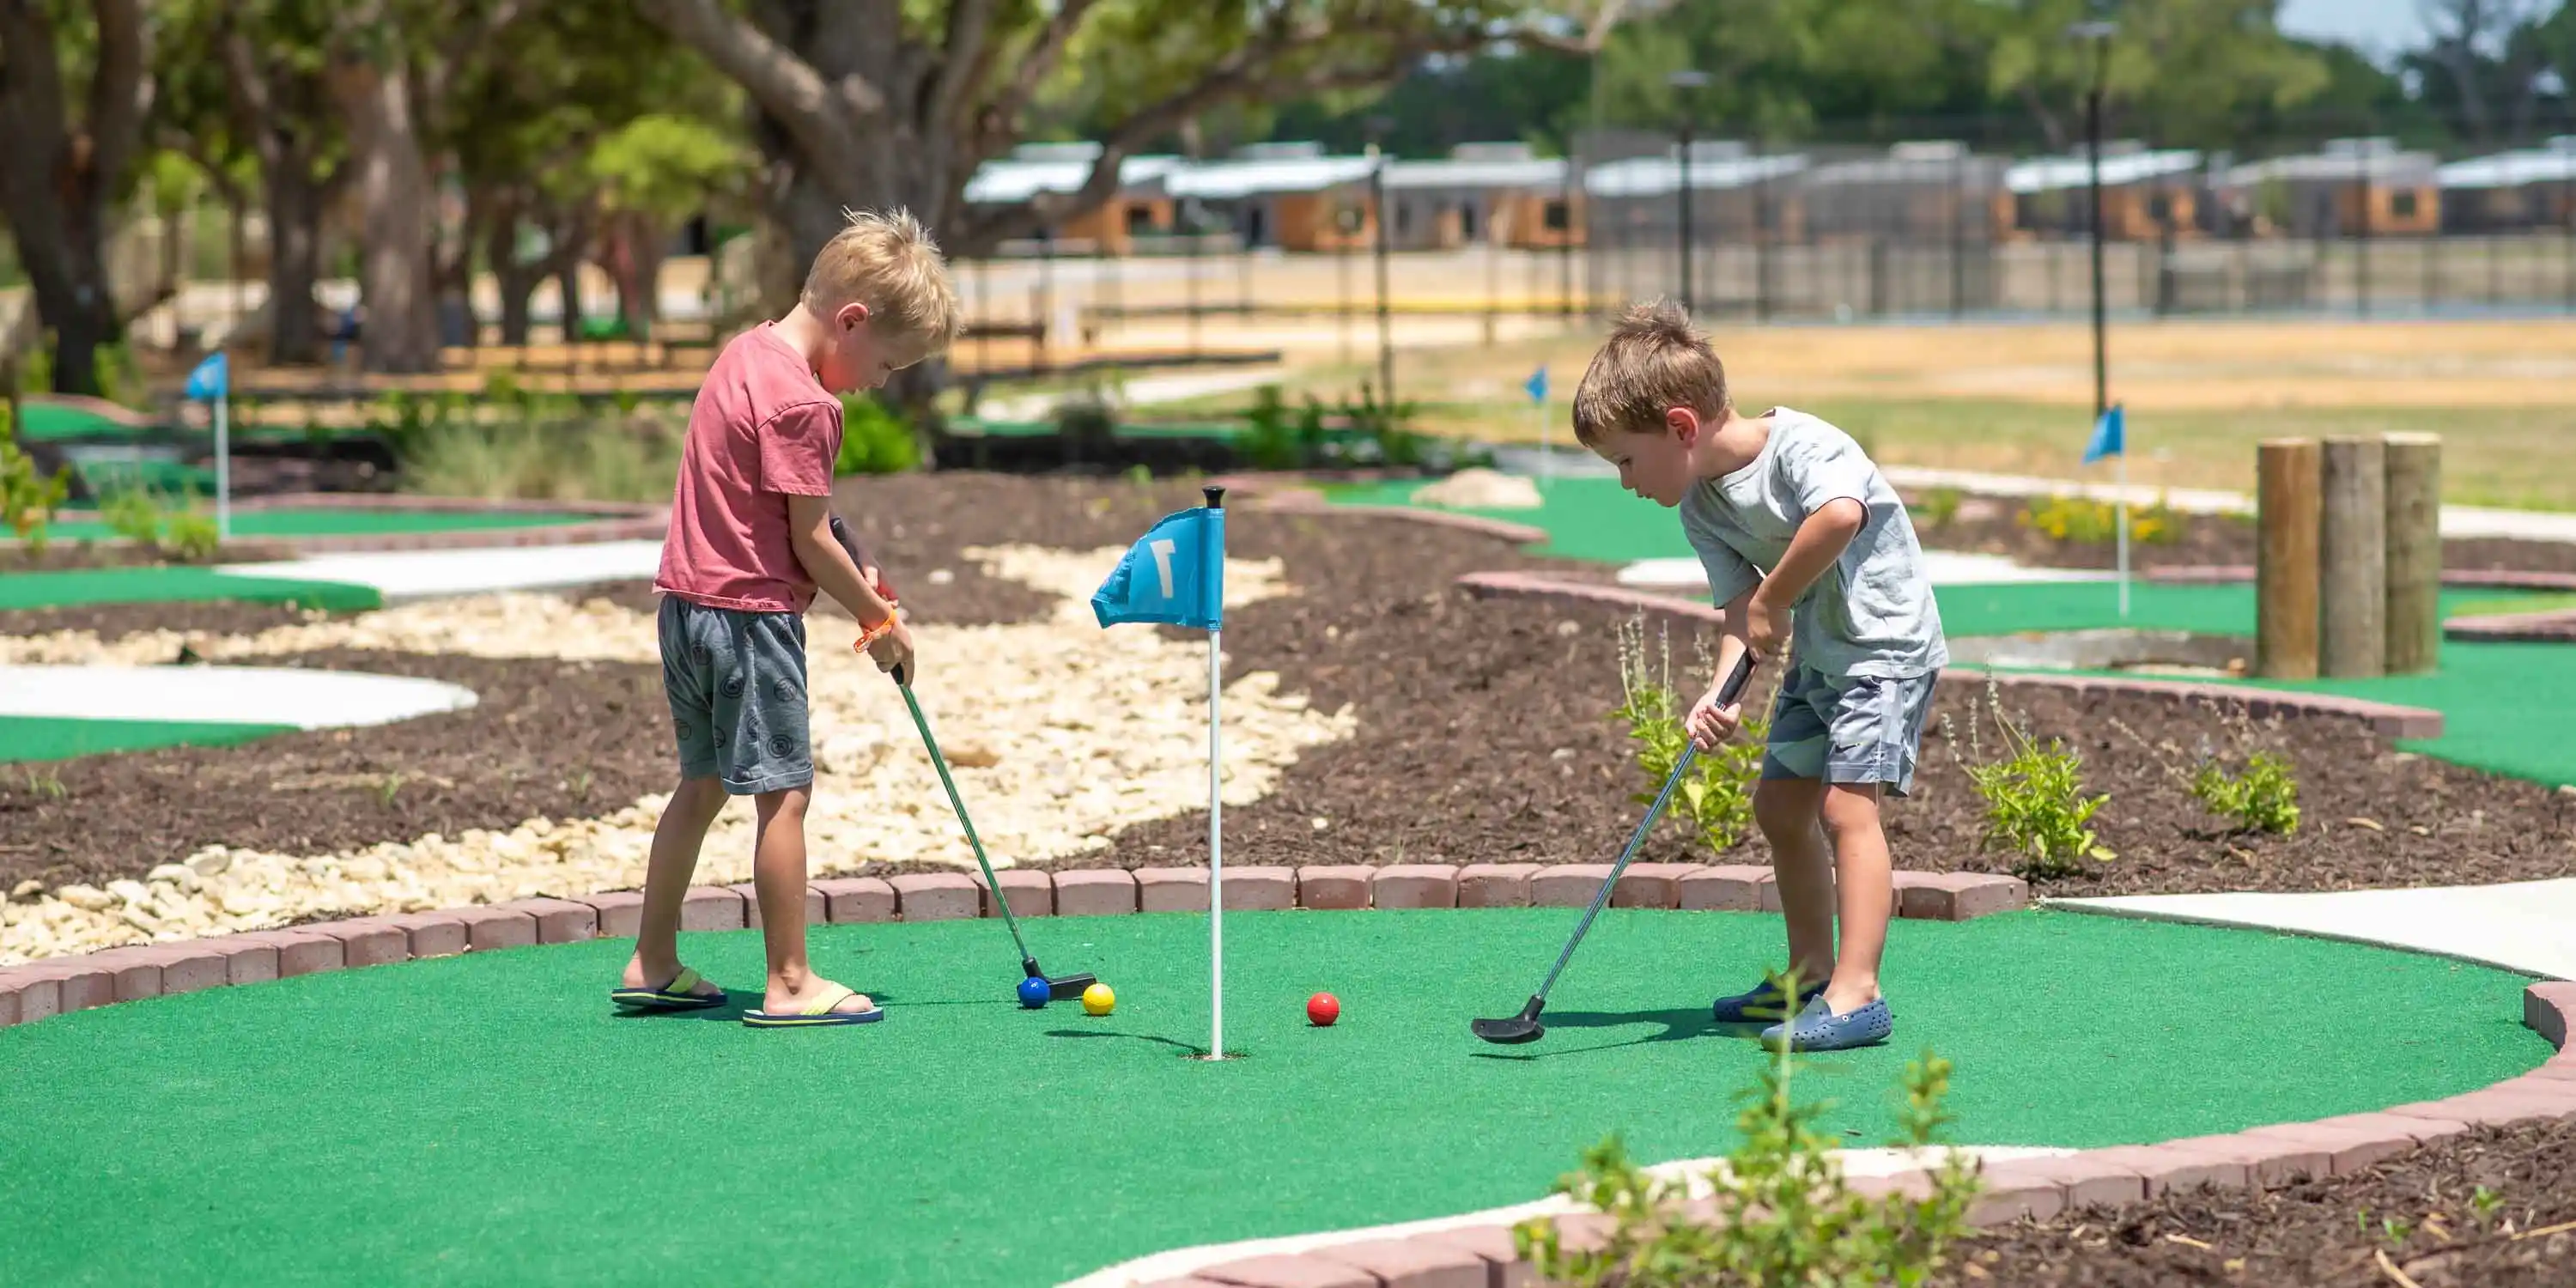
[2383,433,2443,675]
[2257,439,2321,680]
[2318,436,2387,677]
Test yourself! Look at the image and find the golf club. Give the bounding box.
[890,662,1098,1000]
[1471,648,1755,1045]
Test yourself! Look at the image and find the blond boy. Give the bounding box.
[1572,300,1946,1052]
[613,209,964,1028]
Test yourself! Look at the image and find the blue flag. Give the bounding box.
[1524,365,1548,404]
[1093,507,1224,631]
[184,351,229,401]
[2082,403,2123,464]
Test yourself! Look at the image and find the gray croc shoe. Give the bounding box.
[1759,995,1893,1052]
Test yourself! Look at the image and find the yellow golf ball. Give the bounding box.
[1081,983,1116,1016]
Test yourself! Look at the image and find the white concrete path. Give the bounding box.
[1061,1145,2073,1288]
[216,539,665,604]
[1618,550,2115,591]
[1880,465,2576,543]
[0,664,477,729]
[2053,878,2576,981]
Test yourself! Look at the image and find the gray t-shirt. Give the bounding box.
[1678,407,1947,680]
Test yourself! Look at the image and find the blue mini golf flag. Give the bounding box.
[184,351,229,401]
[1092,507,1224,631]
[2082,403,2124,464]
[1524,365,1548,404]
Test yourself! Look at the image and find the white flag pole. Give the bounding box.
[1203,484,1226,1060]
[2115,420,2129,620]
[215,376,232,542]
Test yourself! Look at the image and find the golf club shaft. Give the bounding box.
[894,678,1036,963]
[1528,742,1698,1006]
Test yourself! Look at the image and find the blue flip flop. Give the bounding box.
[741,983,884,1029]
[611,966,727,1012]
[1711,977,1826,1024]
[1760,995,1893,1052]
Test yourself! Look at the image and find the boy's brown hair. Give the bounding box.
[802,208,968,352]
[1570,298,1729,448]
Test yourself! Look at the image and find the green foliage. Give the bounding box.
[94,480,226,562]
[1908,485,1963,529]
[588,114,751,222]
[381,381,688,501]
[1518,976,1978,1288]
[2191,751,2300,835]
[1237,385,1327,471]
[836,393,920,476]
[1965,682,2113,878]
[2017,494,2178,545]
[1613,616,1766,854]
[2,403,74,553]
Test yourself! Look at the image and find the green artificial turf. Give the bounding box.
[0,716,299,762]
[0,908,2541,1287]
[0,567,380,612]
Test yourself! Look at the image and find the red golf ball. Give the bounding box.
[1306,992,1340,1027]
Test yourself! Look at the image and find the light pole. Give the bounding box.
[1668,70,1710,313]
[2071,19,2115,421]
[1367,115,1395,409]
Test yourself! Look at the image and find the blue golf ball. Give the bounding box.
[1017,976,1050,1009]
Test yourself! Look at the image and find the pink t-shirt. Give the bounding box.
[655,324,844,612]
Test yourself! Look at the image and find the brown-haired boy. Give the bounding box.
[613,209,965,1028]
[1571,299,1946,1051]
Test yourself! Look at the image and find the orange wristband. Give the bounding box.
[854,600,901,653]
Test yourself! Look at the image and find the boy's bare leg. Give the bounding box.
[1818,782,1893,1014]
[752,787,871,1014]
[1752,777,1838,987]
[624,775,729,990]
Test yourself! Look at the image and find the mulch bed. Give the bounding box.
[10,473,2575,898]
[1913,494,2576,576]
[1947,1119,2576,1287]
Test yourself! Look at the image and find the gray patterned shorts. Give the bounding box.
[658,596,812,795]
[1759,664,1940,798]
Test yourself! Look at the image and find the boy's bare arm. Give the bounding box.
[1687,586,1758,750]
[787,494,896,625]
[1745,497,1866,658]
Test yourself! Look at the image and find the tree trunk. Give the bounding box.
[264,170,327,364]
[559,261,585,346]
[331,56,440,374]
[488,210,543,347]
[0,0,150,398]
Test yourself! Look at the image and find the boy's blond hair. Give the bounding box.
[1571,298,1729,448]
[801,208,967,350]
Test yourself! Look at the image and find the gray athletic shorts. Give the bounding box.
[658,596,813,795]
[1759,664,1941,798]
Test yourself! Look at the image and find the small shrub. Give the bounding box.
[2191,750,2300,835]
[161,509,222,562]
[100,483,166,545]
[1909,485,1963,529]
[2017,494,2178,545]
[2,403,74,553]
[835,392,919,475]
[1965,679,2113,878]
[1237,385,1303,470]
[1518,973,1980,1288]
[1614,616,1765,853]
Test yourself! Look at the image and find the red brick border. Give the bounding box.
[1458,570,2450,740]
[0,864,2029,1030]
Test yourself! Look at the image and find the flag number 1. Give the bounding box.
[1149,538,1178,597]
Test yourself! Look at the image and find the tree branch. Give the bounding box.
[634,0,877,174]
[930,0,999,144]
[974,0,1102,156]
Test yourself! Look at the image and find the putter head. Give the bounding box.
[1047,973,1098,1001]
[1470,995,1547,1045]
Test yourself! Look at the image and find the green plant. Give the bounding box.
[1965,680,2114,878]
[1613,616,1765,854]
[2190,750,2300,835]
[1236,385,1310,471]
[396,400,688,501]
[835,392,920,476]
[162,509,222,562]
[15,766,69,799]
[1340,380,1425,467]
[2470,1185,2504,1229]
[1517,972,1980,1288]
[100,483,167,545]
[1909,485,1963,528]
[2,402,73,552]
[2016,494,2178,545]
